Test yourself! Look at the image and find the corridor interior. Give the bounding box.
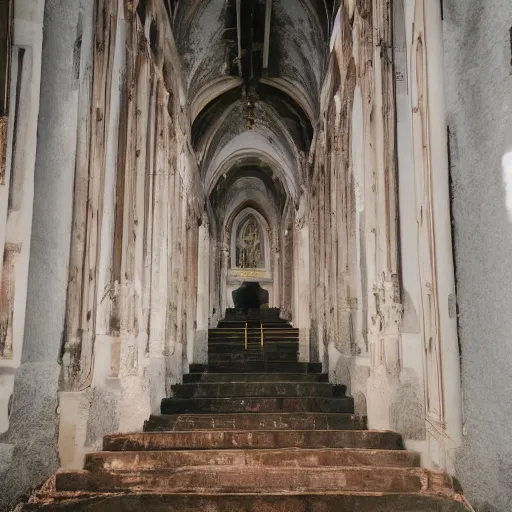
[0,0,480,510]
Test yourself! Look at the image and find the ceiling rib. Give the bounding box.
[236,0,243,77]
[262,0,272,71]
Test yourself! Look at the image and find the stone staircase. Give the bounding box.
[22,310,472,511]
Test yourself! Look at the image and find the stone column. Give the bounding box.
[0,1,79,508]
[293,190,310,361]
[365,0,403,431]
[195,215,210,364]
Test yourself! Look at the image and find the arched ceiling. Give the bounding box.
[171,0,337,207]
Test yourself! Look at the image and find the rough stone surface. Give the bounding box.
[0,363,61,511]
[0,1,84,508]
[19,493,472,512]
[85,387,121,449]
[84,447,419,471]
[103,429,403,451]
[390,370,426,441]
[144,412,366,431]
[443,2,512,511]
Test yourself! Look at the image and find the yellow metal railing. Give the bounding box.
[245,322,248,350]
[260,321,264,348]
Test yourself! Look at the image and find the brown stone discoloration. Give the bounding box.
[54,466,461,494]
[20,493,473,511]
[102,429,404,451]
[0,242,19,359]
[144,412,366,431]
[84,447,420,472]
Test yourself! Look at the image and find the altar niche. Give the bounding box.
[236,214,265,269]
[226,207,275,309]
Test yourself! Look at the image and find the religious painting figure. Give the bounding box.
[236,216,264,268]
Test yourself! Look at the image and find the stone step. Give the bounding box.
[211,325,297,330]
[208,344,299,351]
[217,320,291,326]
[206,357,299,364]
[160,396,354,414]
[144,412,366,431]
[21,493,472,511]
[207,354,299,364]
[103,430,403,451]
[21,492,473,511]
[189,362,322,373]
[183,372,329,383]
[85,447,419,472]
[208,336,299,344]
[207,346,299,354]
[170,382,346,399]
[209,331,298,336]
[55,466,458,495]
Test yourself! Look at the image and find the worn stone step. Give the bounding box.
[208,347,299,353]
[103,430,403,451]
[206,352,298,358]
[216,321,291,326]
[170,382,346,399]
[55,466,458,495]
[206,358,300,366]
[183,372,329,383]
[208,340,299,346]
[144,412,364,431]
[207,355,299,364]
[208,333,299,337]
[85,447,419,472]
[160,396,354,414]
[20,492,473,511]
[210,326,297,331]
[189,362,322,373]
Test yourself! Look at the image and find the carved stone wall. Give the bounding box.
[0,1,203,508]
[57,0,202,456]
[308,1,462,474]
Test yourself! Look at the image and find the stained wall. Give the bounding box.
[443,2,512,511]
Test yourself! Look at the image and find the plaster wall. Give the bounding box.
[443,2,512,511]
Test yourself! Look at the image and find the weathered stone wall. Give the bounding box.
[0,1,79,508]
[0,0,45,438]
[56,0,202,468]
[444,2,512,511]
[309,1,464,475]
[0,1,203,509]
[309,1,403,422]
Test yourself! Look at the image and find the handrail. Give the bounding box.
[260,321,264,348]
[245,321,248,350]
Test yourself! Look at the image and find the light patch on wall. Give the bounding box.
[502,151,512,222]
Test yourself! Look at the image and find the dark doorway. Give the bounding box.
[232,282,269,313]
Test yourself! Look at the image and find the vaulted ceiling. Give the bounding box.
[170,0,337,217]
